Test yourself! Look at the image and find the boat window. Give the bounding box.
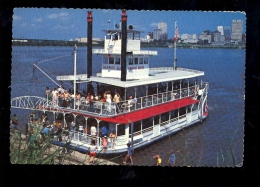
[139,58,144,64]
[144,58,148,64]
[103,57,108,64]
[115,57,120,64]
[161,112,169,123]
[133,121,141,132]
[142,118,152,129]
[179,107,186,116]
[117,124,125,136]
[134,58,138,65]
[109,57,114,64]
[128,58,133,65]
[154,116,159,125]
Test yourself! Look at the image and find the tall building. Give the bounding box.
[231,20,243,41]
[153,29,161,40]
[224,26,231,41]
[217,26,224,35]
[158,21,167,40]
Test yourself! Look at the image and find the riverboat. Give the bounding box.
[11,10,209,154]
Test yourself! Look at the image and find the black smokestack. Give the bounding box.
[121,9,127,82]
[87,11,93,79]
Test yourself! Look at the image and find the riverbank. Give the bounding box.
[11,131,119,165]
[12,41,245,49]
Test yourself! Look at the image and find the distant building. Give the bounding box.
[181,34,198,43]
[212,31,225,45]
[153,29,161,40]
[217,26,224,35]
[231,20,243,41]
[224,26,231,42]
[198,30,212,44]
[158,21,167,40]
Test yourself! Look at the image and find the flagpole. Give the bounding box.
[174,21,177,71]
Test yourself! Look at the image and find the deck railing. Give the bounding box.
[62,85,196,116]
[70,112,198,149]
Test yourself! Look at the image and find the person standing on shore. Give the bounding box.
[152,153,162,166]
[10,114,19,130]
[168,150,176,167]
[87,139,97,164]
[123,143,133,165]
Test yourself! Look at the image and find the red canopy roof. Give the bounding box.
[97,97,198,124]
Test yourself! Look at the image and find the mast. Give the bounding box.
[173,21,178,70]
[73,44,77,110]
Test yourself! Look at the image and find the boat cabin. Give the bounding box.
[93,29,157,79]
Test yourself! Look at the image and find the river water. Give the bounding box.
[11,46,245,167]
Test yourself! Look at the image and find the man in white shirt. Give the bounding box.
[90,126,97,138]
[52,88,58,106]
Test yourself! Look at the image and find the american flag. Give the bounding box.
[174,25,178,41]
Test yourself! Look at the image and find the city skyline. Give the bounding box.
[13,8,246,40]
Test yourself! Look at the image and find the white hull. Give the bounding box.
[52,110,208,154]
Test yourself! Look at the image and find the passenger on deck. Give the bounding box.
[70,120,75,138]
[102,136,108,153]
[45,87,51,104]
[90,125,97,139]
[197,88,203,101]
[109,130,117,149]
[52,88,58,106]
[106,91,112,112]
[87,93,94,112]
[76,93,81,109]
[127,96,134,112]
[57,86,65,94]
[103,91,107,101]
[94,93,99,101]
[100,125,108,137]
[57,91,63,107]
[113,92,122,106]
[63,90,71,108]
[78,121,84,141]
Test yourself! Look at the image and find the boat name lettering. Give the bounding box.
[128,66,144,70]
[103,65,121,70]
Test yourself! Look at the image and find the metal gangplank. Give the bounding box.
[10,96,68,114]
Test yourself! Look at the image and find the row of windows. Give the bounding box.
[104,57,149,65]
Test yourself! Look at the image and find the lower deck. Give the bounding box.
[53,109,208,154]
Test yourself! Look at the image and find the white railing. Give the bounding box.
[11,86,197,117]
[149,67,204,74]
[69,111,199,149]
[10,96,67,113]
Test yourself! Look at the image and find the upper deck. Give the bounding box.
[57,67,204,88]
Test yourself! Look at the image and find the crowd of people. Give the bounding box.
[46,86,128,113]
[10,113,179,166]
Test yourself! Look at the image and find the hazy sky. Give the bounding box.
[13,8,246,40]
